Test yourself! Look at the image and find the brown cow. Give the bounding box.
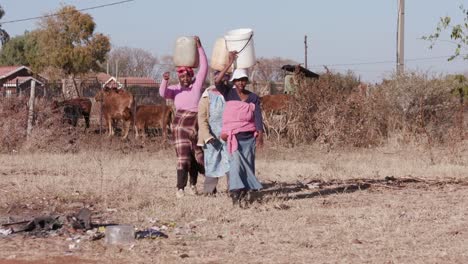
[51,98,92,128]
[260,94,293,113]
[134,104,173,140]
[95,88,134,139]
[259,94,295,139]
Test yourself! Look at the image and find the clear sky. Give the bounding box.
[1,0,467,82]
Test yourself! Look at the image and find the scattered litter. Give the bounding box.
[135,229,168,239]
[81,229,105,241]
[68,208,92,230]
[68,243,79,250]
[1,215,63,236]
[306,183,321,189]
[147,218,159,224]
[0,228,12,236]
[0,208,105,238]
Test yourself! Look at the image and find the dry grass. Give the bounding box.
[0,71,467,263]
[0,141,467,263]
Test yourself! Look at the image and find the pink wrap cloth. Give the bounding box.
[221,100,257,154]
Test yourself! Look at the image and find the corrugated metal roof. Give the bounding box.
[0,66,23,78]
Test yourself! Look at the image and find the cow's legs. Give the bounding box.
[160,120,167,140]
[122,107,132,139]
[122,120,130,139]
[83,112,90,128]
[71,109,78,127]
[142,125,147,140]
[107,118,114,137]
[134,124,139,139]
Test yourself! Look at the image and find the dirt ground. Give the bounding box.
[0,141,467,263]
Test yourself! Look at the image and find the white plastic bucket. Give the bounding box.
[224,28,256,69]
[104,225,135,245]
[173,36,199,68]
[210,37,233,72]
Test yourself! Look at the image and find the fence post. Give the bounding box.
[16,79,19,96]
[26,80,36,139]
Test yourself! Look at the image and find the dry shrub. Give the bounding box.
[22,99,82,153]
[287,71,387,147]
[0,97,87,153]
[283,71,463,148]
[378,72,462,144]
[0,97,28,152]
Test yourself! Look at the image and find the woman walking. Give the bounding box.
[159,36,208,198]
[197,71,232,195]
[215,52,264,205]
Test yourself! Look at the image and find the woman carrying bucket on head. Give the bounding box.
[197,70,232,195]
[160,36,208,198]
[215,51,264,206]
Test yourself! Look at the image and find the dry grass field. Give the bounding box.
[1,139,468,264]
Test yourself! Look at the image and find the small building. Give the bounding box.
[0,66,47,97]
[102,76,162,104]
[102,76,159,89]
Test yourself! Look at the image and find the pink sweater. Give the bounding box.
[221,101,257,154]
[159,46,208,112]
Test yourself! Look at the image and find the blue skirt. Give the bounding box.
[204,138,230,177]
[228,136,263,191]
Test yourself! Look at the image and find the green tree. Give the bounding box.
[0,32,37,66]
[0,5,10,45]
[423,5,468,60]
[32,5,110,76]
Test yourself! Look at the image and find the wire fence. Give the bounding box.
[0,78,286,138]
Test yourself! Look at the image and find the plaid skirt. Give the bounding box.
[172,109,204,171]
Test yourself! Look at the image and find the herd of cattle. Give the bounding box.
[51,88,292,140]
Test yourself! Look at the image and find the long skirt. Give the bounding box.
[172,109,204,172]
[228,136,262,191]
[204,138,230,177]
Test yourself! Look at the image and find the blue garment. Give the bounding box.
[228,136,263,191]
[203,91,230,178]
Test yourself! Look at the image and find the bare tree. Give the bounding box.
[107,47,158,77]
[254,57,298,82]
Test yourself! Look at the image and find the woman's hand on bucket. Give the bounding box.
[228,51,238,65]
[215,51,238,85]
[194,36,201,48]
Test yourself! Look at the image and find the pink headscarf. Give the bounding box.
[176,66,194,77]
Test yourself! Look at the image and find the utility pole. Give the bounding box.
[304,35,308,69]
[397,0,405,75]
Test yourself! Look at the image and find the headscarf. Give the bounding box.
[177,66,194,77]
